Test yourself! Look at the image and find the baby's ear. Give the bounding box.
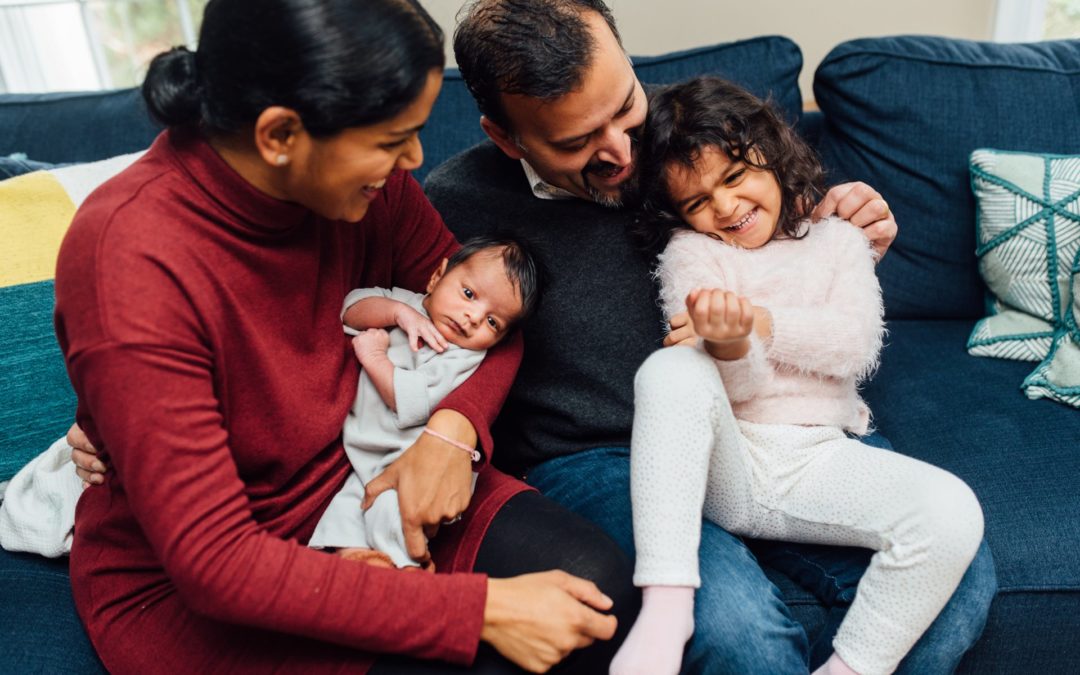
[427,258,449,293]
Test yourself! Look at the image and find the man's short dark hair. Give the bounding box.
[454,0,622,132]
[446,234,547,323]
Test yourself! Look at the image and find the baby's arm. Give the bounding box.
[344,296,448,353]
[353,329,398,411]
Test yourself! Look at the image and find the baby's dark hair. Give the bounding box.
[445,234,546,323]
[634,76,825,256]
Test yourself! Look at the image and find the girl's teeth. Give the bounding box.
[726,208,756,230]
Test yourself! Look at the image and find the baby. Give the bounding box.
[309,235,543,570]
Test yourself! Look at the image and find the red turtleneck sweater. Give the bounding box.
[53,131,527,673]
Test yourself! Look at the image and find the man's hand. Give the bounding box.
[395,305,448,353]
[68,422,106,488]
[361,409,475,563]
[352,328,390,363]
[811,181,897,260]
[663,311,698,347]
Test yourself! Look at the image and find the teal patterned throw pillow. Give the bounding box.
[968,149,1080,408]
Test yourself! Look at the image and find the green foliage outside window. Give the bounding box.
[1045,0,1080,39]
[91,0,210,89]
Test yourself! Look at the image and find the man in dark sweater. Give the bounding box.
[428,2,996,673]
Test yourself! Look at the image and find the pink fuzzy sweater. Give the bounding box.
[655,217,885,435]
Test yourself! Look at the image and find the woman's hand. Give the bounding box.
[483,571,618,673]
[68,422,106,488]
[361,409,475,563]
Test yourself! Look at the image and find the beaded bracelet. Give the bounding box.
[422,427,482,463]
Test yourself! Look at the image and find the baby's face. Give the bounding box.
[666,146,782,250]
[422,249,523,351]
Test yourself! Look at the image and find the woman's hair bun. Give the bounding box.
[142,46,202,128]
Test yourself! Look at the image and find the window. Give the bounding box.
[0,0,208,93]
[994,0,1080,42]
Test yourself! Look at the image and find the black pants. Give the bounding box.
[370,490,640,674]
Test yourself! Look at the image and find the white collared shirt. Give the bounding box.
[521,160,578,200]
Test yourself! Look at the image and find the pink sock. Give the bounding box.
[811,652,860,675]
[609,585,695,675]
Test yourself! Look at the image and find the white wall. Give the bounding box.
[426,0,997,106]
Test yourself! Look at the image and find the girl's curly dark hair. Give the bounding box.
[632,76,825,257]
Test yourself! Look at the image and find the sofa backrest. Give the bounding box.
[814,36,1080,319]
[0,89,160,164]
[0,35,803,186]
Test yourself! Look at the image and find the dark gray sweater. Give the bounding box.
[425,142,666,476]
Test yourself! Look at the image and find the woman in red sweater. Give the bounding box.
[54,1,634,672]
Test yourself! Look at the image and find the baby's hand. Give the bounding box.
[353,329,391,362]
[686,288,754,344]
[395,305,448,353]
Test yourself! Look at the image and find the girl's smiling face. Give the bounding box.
[665,146,782,250]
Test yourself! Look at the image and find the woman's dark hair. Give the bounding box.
[142,0,444,137]
[633,76,825,256]
[445,234,547,323]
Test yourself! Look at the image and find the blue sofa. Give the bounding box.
[1,35,1077,672]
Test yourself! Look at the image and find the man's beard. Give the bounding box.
[586,184,625,209]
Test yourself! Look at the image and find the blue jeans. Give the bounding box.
[526,445,996,675]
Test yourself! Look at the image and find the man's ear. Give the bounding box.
[480,116,526,161]
[427,258,449,294]
[252,106,306,168]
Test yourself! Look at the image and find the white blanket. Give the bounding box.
[0,437,81,557]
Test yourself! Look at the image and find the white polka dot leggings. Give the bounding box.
[630,347,985,675]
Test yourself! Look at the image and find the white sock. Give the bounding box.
[609,585,695,675]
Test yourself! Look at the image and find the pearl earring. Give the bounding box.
[275,154,289,166]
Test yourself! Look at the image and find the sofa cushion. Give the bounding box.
[862,319,1080,593]
[0,153,143,481]
[419,36,803,184]
[967,149,1080,407]
[813,37,1080,320]
[0,89,160,164]
[0,155,62,180]
[0,550,106,673]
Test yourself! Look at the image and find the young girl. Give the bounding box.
[610,77,985,675]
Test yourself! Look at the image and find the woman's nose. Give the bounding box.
[397,135,423,171]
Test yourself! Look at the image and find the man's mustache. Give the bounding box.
[583,161,626,178]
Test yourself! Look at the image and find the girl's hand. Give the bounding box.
[395,305,448,353]
[686,288,754,344]
[68,422,106,488]
[483,571,618,673]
